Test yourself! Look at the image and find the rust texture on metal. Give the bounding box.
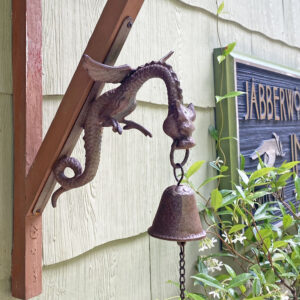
[148,185,206,242]
[12,0,43,299]
[28,0,145,215]
[51,51,197,207]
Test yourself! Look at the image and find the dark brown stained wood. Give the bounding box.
[26,0,145,216]
[12,0,43,299]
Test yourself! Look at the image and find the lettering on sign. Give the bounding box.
[235,61,300,210]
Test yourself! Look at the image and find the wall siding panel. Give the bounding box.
[179,0,300,48]
[0,0,12,94]
[0,95,13,282]
[33,234,151,300]
[42,97,215,264]
[150,238,203,299]
[42,0,300,109]
[42,0,106,96]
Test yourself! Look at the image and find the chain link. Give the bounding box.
[179,242,186,300]
[170,141,189,185]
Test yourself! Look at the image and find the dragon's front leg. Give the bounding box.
[122,120,152,137]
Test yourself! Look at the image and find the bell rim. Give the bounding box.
[148,227,206,242]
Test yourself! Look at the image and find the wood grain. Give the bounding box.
[41,98,215,265]
[11,0,43,298]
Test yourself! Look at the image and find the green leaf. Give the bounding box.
[289,201,296,214]
[215,91,245,103]
[191,273,226,291]
[240,154,245,171]
[277,172,293,186]
[211,189,222,210]
[219,136,238,142]
[256,229,273,241]
[273,241,288,249]
[280,161,300,169]
[272,253,285,262]
[295,175,300,200]
[187,293,205,300]
[265,269,275,284]
[249,191,269,201]
[186,161,205,179]
[227,273,252,289]
[237,169,249,185]
[249,167,275,181]
[262,238,271,253]
[217,1,224,15]
[220,165,228,172]
[254,202,269,216]
[277,250,299,274]
[252,278,261,296]
[198,175,226,189]
[203,252,235,259]
[247,296,272,300]
[281,272,297,278]
[224,264,236,278]
[219,193,238,207]
[217,55,226,64]
[208,125,218,141]
[197,259,208,275]
[235,184,246,199]
[224,42,236,56]
[283,214,293,230]
[229,224,246,234]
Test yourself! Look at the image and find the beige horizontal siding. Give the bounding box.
[34,234,152,300]
[0,95,13,283]
[0,0,12,94]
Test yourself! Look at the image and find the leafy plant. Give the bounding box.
[184,158,300,300]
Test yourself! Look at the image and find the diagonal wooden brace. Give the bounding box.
[12,0,144,299]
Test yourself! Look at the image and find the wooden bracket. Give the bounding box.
[12,0,144,299]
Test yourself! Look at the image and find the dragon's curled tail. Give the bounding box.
[51,126,103,207]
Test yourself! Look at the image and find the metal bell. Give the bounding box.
[148,185,206,242]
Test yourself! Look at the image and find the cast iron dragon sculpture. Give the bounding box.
[51,51,196,207]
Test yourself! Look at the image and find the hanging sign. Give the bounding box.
[213,49,300,209]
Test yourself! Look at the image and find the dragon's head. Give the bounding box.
[163,100,196,149]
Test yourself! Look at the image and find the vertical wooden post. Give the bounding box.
[11,0,43,299]
[11,0,144,298]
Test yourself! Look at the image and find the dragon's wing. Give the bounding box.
[82,54,134,83]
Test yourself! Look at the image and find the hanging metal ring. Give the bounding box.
[170,141,189,169]
[173,163,184,186]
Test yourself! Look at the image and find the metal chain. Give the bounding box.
[173,163,184,186]
[170,141,189,186]
[178,242,186,300]
[170,141,189,169]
